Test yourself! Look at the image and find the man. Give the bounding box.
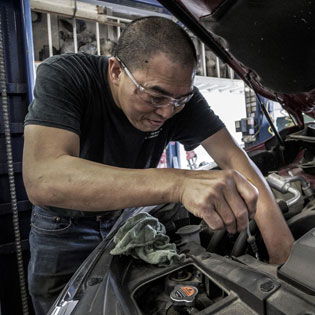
[23,16,293,315]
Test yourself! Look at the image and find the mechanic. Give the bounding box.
[22,16,294,315]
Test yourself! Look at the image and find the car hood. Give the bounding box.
[158,0,315,126]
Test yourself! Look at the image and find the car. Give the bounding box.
[48,1,315,314]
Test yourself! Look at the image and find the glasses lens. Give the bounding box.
[137,89,169,106]
[171,93,194,108]
[180,93,194,105]
[151,96,171,106]
[138,88,193,108]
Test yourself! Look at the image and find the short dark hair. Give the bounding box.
[114,16,197,71]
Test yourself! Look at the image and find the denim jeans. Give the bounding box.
[28,206,120,315]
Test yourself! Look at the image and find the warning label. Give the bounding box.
[181,286,195,297]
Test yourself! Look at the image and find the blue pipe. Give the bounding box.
[128,0,161,6]
[20,0,35,103]
[93,0,163,8]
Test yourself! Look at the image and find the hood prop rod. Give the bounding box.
[246,77,285,165]
[246,78,284,147]
[255,92,284,147]
[254,89,286,165]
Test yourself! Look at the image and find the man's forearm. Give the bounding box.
[254,185,294,264]
[24,155,183,211]
[227,154,294,263]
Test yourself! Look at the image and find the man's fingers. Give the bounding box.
[223,185,251,232]
[203,199,240,234]
[202,207,225,231]
[181,169,259,234]
[232,172,259,220]
[214,198,238,234]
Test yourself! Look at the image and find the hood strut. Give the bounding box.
[255,91,284,147]
[250,84,286,165]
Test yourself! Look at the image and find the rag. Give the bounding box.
[110,212,185,265]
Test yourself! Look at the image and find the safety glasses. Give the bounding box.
[116,56,194,108]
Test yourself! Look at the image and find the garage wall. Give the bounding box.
[179,87,246,169]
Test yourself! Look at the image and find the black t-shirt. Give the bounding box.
[25,53,224,214]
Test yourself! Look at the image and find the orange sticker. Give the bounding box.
[181,286,195,297]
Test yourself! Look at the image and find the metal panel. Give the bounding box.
[96,21,100,55]
[47,12,53,56]
[31,0,170,21]
[0,0,34,314]
[124,0,162,6]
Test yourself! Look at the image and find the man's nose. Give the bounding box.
[154,104,174,119]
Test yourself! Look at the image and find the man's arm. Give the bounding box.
[22,125,181,210]
[201,127,294,264]
[23,124,258,235]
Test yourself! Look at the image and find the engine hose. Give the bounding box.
[206,229,226,252]
[231,220,258,257]
[0,13,29,315]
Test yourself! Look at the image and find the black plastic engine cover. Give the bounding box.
[278,227,315,295]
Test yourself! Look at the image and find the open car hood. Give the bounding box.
[158,0,315,126]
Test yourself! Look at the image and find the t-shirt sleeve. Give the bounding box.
[24,57,85,135]
[171,87,225,151]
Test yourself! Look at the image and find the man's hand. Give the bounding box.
[179,169,259,234]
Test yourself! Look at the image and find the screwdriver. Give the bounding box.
[246,222,260,260]
[245,177,260,260]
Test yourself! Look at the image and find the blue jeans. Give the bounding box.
[28,206,119,315]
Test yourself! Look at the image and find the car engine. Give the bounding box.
[49,124,315,315]
[129,125,315,315]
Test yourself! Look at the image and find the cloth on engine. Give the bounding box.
[110,212,185,265]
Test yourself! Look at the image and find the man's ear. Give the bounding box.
[108,57,122,85]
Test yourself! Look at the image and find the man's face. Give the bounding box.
[113,53,195,132]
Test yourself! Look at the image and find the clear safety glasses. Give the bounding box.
[116,56,194,108]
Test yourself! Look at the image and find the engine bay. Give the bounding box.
[49,124,315,315]
[133,124,315,315]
